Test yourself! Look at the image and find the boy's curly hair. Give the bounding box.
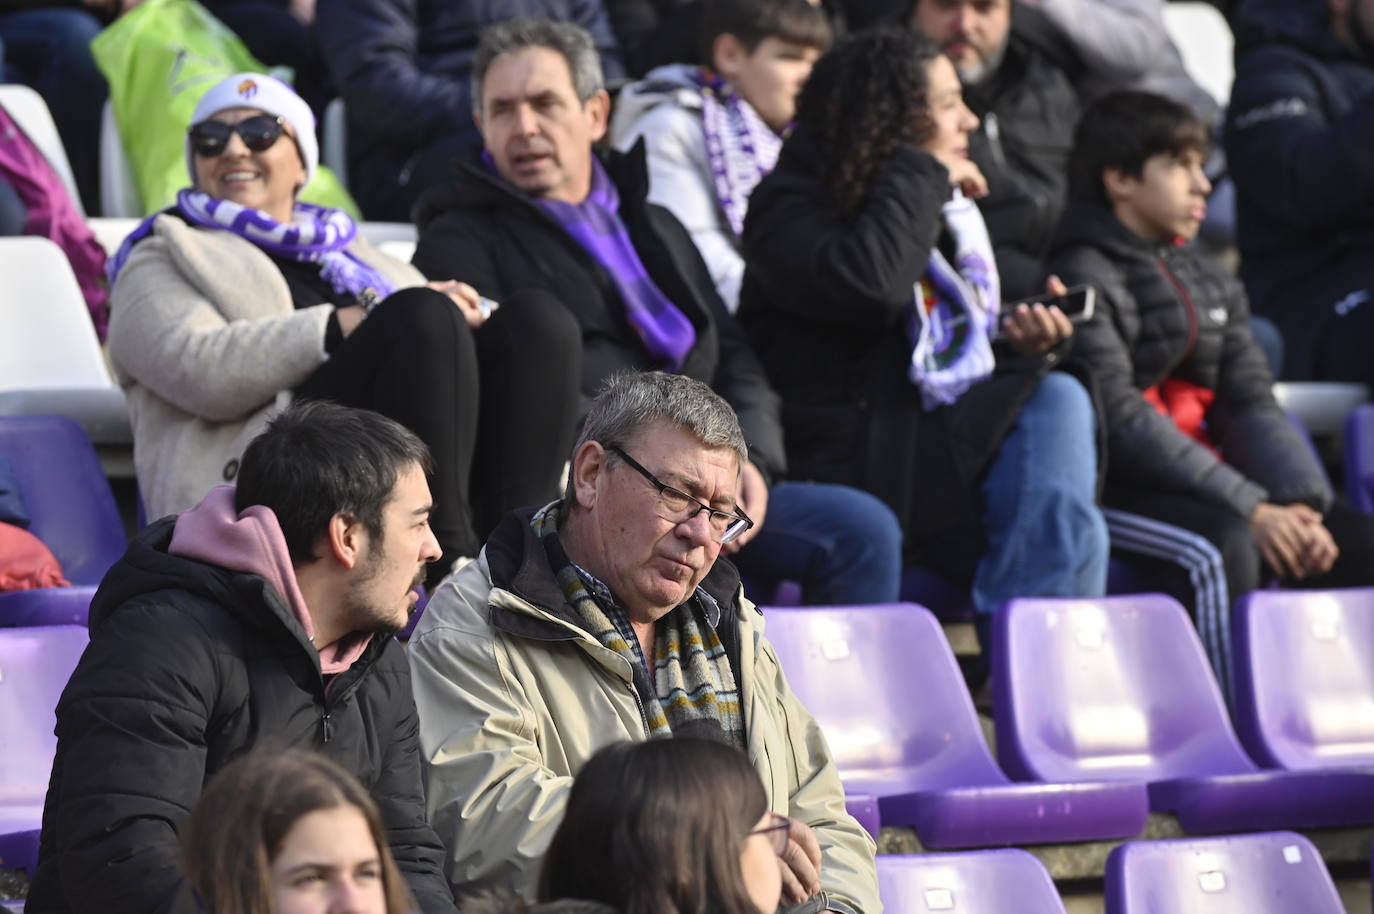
[795,27,942,221]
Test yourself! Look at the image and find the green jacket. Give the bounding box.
[408,509,881,913]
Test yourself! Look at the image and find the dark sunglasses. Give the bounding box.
[187,114,286,157]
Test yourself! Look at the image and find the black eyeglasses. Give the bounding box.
[608,446,754,545]
[188,114,286,157]
[749,813,791,855]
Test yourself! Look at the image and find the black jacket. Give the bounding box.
[411,143,786,482]
[26,519,454,914]
[1224,0,1374,367]
[739,129,1066,562]
[315,0,625,216]
[964,21,1081,300]
[1046,200,1332,518]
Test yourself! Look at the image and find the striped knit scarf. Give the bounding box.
[692,68,783,238]
[532,502,745,748]
[907,189,1000,409]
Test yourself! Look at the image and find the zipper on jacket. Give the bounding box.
[984,113,1007,169]
[321,712,333,744]
[1157,255,1200,358]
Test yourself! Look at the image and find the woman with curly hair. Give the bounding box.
[738,27,1108,659]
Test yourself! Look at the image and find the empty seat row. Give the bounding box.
[877,830,1345,913]
[764,594,1374,845]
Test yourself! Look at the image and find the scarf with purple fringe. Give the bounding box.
[692,68,783,238]
[107,189,395,304]
[534,157,697,371]
[907,189,1001,409]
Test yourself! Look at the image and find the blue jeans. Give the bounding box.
[0,8,106,213]
[973,372,1108,625]
[735,481,903,605]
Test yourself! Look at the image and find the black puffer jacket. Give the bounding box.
[1046,201,1332,518]
[26,518,454,914]
[739,129,1069,560]
[315,0,625,216]
[1224,0,1374,373]
[963,14,1081,300]
[411,142,785,483]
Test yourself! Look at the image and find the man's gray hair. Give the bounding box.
[564,372,748,504]
[472,17,605,113]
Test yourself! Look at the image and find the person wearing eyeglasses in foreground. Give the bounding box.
[105,72,580,588]
[407,370,880,914]
[182,749,416,914]
[464,738,791,914]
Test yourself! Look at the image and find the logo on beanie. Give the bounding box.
[237,79,259,99]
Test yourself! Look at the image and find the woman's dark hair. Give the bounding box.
[1067,89,1209,207]
[539,739,771,914]
[181,749,414,914]
[795,27,942,221]
[233,400,432,565]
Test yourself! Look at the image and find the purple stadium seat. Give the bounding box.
[1345,404,1374,514]
[762,603,1148,848]
[878,849,1067,913]
[0,416,125,627]
[845,793,880,839]
[1233,588,1374,769]
[1105,831,1343,914]
[0,626,88,877]
[995,594,1374,833]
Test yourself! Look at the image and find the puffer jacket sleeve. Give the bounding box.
[1226,45,1374,233]
[1052,244,1267,518]
[407,567,575,898]
[752,627,881,914]
[107,230,332,423]
[40,599,219,913]
[742,143,948,330]
[370,648,460,913]
[315,0,470,144]
[1204,278,1334,510]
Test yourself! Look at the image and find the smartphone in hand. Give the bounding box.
[1001,285,1096,324]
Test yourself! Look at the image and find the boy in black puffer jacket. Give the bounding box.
[1047,90,1374,645]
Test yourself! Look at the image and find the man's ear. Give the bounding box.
[323,511,366,569]
[585,88,612,144]
[569,440,608,510]
[1103,166,1136,204]
[712,32,747,81]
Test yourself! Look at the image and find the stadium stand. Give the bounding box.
[0,415,124,627]
[761,602,1149,849]
[0,237,130,452]
[1233,587,1374,770]
[1105,831,1344,914]
[994,594,1374,833]
[0,626,89,883]
[877,849,1067,914]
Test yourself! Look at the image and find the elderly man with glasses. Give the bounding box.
[408,371,881,914]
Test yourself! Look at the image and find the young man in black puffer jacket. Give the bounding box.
[1047,90,1374,641]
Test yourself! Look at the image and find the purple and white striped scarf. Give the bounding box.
[907,190,1001,409]
[536,157,697,371]
[108,190,395,304]
[692,69,783,238]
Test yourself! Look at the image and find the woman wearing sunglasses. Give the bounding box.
[106,73,580,585]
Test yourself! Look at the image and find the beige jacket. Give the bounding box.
[107,215,425,518]
[408,512,881,913]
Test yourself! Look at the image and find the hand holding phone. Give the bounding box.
[999,284,1096,324]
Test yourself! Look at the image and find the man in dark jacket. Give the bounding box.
[413,17,903,605]
[315,0,626,221]
[26,402,456,914]
[909,0,1080,299]
[1048,91,1374,674]
[1225,0,1374,382]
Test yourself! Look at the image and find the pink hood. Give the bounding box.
[168,485,371,674]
